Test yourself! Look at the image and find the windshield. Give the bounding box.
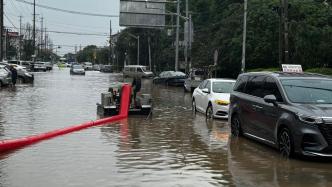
[281,79,332,104]
[73,65,83,69]
[212,81,235,93]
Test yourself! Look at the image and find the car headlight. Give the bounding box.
[215,100,230,106]
[297,114,323,125]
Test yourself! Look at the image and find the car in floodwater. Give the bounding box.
[123,65,154,78]
[0,64,12,87]
[153,71,187,86]
[192,79,236,119]
[32,62,47,72]
[45,62,53,71]
[100,65,113,73]
[184,69,208,92]
[70,64,85,75]
[9,64,34,83]
[229,72,332,158]
[83,62,93,71]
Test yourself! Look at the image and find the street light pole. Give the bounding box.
[241,0,248,73]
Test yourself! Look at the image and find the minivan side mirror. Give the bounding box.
[264,95,277,106]
[202,88,210,94]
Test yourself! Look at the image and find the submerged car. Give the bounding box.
[229,72,332,158]
[70,64,85,75]
[0,65,12,87]
[192,79,236,119]
[153,71,187,86]
[32,62,47,72]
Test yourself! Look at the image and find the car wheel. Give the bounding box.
[0,81,3,87]
[206,104,214,119]
[231,115,242,137]
[278,128,294,158]
[192,99,197,114]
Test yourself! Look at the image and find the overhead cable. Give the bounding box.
[15,0,119,18]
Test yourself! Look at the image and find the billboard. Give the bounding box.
[120,0,166,28]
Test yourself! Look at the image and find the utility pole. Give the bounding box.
[0,0,3,61]
[40,17,43,56]
[278,0,283,67]
[44,28,47,51]
[283,0,289,64]
[33,0,36,61]
[241,0,248,73]
[184,0,188,73]
[19,16,23,61]
[4,28,7,60]
[109,19,112,65]
[137,36,140,65]
[175,0,180,71]
[148,36,151,70]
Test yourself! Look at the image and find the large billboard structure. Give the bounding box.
[120,0,166,28]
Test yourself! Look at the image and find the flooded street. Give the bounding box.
[0,69,332,187]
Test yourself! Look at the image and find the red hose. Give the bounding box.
[0,84,132,153]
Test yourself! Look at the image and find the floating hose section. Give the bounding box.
[0,84,132,153]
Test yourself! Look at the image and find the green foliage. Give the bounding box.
[115,0,332,78]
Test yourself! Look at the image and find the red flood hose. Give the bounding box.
[0,84,132,153]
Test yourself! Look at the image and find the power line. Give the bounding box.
[4,13,18,30]
[14,0,119,18]
[6,26,108,36]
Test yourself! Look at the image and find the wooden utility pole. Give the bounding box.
[0,0,3,61]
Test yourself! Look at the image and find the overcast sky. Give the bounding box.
[4,0,121,56]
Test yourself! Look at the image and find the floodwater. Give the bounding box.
[0,68,332,187]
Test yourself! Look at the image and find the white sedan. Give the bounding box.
[192,79,236,119]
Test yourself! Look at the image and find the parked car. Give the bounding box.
[153,71,187,86]
[184,69,208,92]
[100,65,113,73]
[45,62,53,71]
[92,64,101,71]
[192,79,235,119]
[0,65,12,87]
[84,62,93,71]
[229,72,332,158]
[32,62,47,72]
[8,64,34,83]
[70,64,85,75]
[123,65,154,78]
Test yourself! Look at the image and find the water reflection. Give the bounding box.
[228,137,332,187]
[1,69,332,186]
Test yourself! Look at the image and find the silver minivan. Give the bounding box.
[123,65,154,78]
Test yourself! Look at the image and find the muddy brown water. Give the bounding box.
[0,68,331,187]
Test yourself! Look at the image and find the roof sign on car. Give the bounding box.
[282,64,303,73]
